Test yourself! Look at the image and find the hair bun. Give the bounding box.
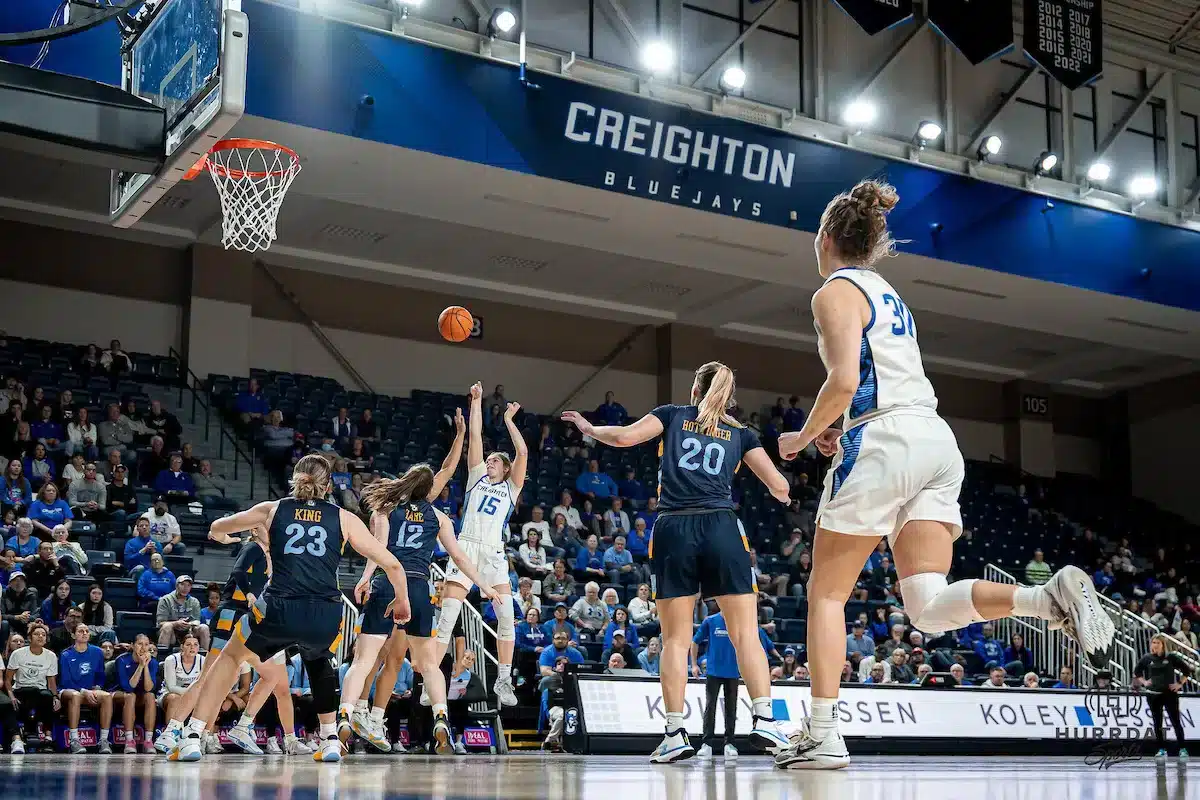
[850,180,899,213]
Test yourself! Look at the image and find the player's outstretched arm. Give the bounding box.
[561,411,664,449]
[743,447,791,504]
[209,501,277,544]
[467,382,484,469]
[355,511,390,602]
[503,402,529,492]
[434,509,494,599]
[430,408,467,500]
[342,509,409,621]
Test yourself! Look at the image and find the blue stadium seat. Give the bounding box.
[116,611,155,643]
[105,579,138,612]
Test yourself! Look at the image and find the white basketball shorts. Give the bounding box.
[444,539,510,590]
[816,412,964,545]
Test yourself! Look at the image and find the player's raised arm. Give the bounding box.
[467,383,484,469]
[341,508,409,622]
[561,411,664,449]
[503,403,528,492]
[209,501,277,544]
[429,408,466,500]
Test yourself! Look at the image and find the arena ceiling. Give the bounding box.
[0,115,1197,393]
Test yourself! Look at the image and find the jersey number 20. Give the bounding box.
[283,523,327,556]
[679,437,725,475]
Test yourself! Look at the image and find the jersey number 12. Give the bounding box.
[395,522,424,549]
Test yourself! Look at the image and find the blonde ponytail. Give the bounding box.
[694,361,742,436]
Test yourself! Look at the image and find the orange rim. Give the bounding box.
[181,138,300,181]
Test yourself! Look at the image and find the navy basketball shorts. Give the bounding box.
[237,595,345,661]
[358,573,436,638]
[210,602,247,654]
[650,509,755,600]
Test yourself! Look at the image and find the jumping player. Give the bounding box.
[563,362,793,763]
[169,454,410,762]
[341,463,494,754]
[772,180,1115,769]
[433,382,526,707]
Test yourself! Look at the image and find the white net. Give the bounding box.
[204,142,301,252]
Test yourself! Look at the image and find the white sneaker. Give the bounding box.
[1043,565,1116,669]
[154,728,179,755]
[227,725,263,755]
[419,686,431,707]
[696,743,713,760]
[749,716,791,754]
[204,732,224,755]
[69,737,86,755]
[265,737,283,755]
[168,735,203,762]
[314,737,342,763]
[10,738,24,755]
[350,710,391,752]
[390,739,408,755]
[493,677,518,707]
[774,718,850,770]
[285,737,314,756]
[433,717,454,755]
[650,729,695,763]
[723,743,739,760]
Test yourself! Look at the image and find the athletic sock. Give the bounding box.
[1013,585,1055,620]
[751,697,774,721]
[369,707,385,723]
[237,713,254,730]
[665,712,684,734]
[355,699,369,713]
[284,732,298,746]
[497,664,512,682]
[432,703,448,719]
[338,702,354,717]
[319,722,337,740]
[99,728,109,743]
[165,719,183,733]
[68,728,78,740]
[809,697,838,739]
[186,718,208,738]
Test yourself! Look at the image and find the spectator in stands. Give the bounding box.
[627,583,658,638]
[140,437,167,486]
[2,573,37,636]
[595,392,627,426]
[574,534,606,582]
[433,486,456,519]
[602,629,637,668]
[601,587,621,616]
[973,623,1006,669]
[542,602,578,645]
[781,648,799,678]
[1024,549,1052,586]
[603,535,640,587]
[638,636,661,675]
[156,574,209,651]
[136,553,175,610]
[142,496,183,555]
[517,607,548,655]
[100,340,132,381]
[0,460,32,517]
[603,497,631,540]
[235,379,269,426]
[575,461,616,500]
[22,444,53,491]
[863,663,888,685]
[46,603,82,653]
[49,526,86,576]
[949,663,968,686]
[515,577,541,616]
[78,345,101,377]
[105,464,136,524]
[97,405,137,468]
[551,491,583,535]
[1051,666,1075,689]
[787,549,813,600]
[888,648,914,683]
[9,422,33,465]
[0,650,21,753]
[331,407,355,449]
[0,379,24,416]
[5,518,37,562]
[188,461,225,503]
[159,633,203,735]
[121,516,159,579]
[0,547,18,586]
[750,549,789,597]
[1023,672,1040,688]
[1003,633,1034,675]
[538,630,584,677]
[143,400,181,452]
[625,516,652,562]
[518,530,550,578]
[199,584,220,627]
[66,408,98,462]
[61,453,86,487]
[1178,618,1198,650]
[875,624,910,661]
[346,438,372,471]
[59,619,113,754]
[357,409,379,446]
[24,542,66,601]
[179,442,201,474]
[846,620,875,660]
[981,667,1008,688]
[154,454,195,500]
[569,581,609,639]
[604,607,640,650]
[80,584,115,646]
[618,468,647,511]
[3,633,23,662]
[783,396,806,431]
[5,621,59,745]
[97,448,122,484]
[52,389,75,427]
[1093,562,1116,595]
[113,633,158,753]
[542,560,575,606]
[68,463,107,524]
[31,405,65,458]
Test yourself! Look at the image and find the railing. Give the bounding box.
[168,347,260,500]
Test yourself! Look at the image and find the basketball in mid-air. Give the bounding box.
[438,306,474,343]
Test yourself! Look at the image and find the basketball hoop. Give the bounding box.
[183,138,301,253]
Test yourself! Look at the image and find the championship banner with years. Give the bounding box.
[831,0,915,36]
[1024,0,1102,90]
[927,0,1014,65]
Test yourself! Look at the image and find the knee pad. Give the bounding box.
[304,656,339,716]
[492,597,516,641]
[899,574,983,635]
[436,598,463,645]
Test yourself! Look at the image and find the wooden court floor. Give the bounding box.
[0,753,1188,800]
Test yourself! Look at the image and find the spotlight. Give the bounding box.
[913,121,943,148]
[843,101,877,129]
[641,40,675,74]
[1033,151,1058,176]
[488,8,516,35]
[1129,175,1158,197]
[1086,162,1111,183]
[720,65,746,91]
[976,135,1002,161]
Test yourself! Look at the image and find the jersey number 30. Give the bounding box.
[882,293,915,337]
[283,523,327,556]
[679,437,725,475]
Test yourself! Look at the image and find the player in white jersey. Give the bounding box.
[435,382,527,707]
[772,180,1115,770]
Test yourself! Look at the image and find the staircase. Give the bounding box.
[142,384,273,508]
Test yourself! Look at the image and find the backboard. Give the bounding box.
[109,0,247,228]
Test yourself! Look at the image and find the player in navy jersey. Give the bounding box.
[169,454,409,763]
[772,181,1113,770]
[563,362,793,763]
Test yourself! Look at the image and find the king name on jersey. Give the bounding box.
[681,419,733,441]
[293,507,323,523]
